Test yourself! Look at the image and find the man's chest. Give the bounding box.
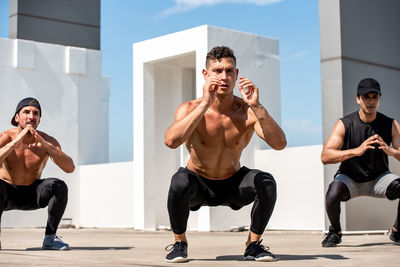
[194,115,253,147]
[7,147,48,170]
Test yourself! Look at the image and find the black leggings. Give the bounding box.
[325,178,400,230]
[167,167,277,235]
[0,178,68,235]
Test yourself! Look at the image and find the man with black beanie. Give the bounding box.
[0,97,75,250]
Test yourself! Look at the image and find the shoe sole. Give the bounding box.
[322,240,342,247]
[165,257,188,263]
[42,246,70,250]
[244,256,276,262]
[390,236,400,245]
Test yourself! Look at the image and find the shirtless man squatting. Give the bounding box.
[0,97,75,250]
[164,46,287,262]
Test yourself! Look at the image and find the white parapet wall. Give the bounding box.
[74,146,326,231]
[79,161,134,228]
[0,37,109,228]
[187,145,326,231]
[255,145,326,230]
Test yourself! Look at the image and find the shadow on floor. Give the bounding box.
[25,246,135,251]
[190,253,349,262]
[340,242,394,247]
[276,254,349,261]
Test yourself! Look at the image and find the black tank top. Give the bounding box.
[337,111,393,182]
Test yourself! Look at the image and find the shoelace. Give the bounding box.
[53,235,63,242]
[165,242,185,252]
[323,231,341,241]
[254,239,270,252]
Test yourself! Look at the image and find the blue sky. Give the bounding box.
[0,0,322,162]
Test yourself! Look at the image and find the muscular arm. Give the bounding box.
[164,101,208,149]
[0,127,30,164]
[29,128,75,173]
[321,120,378,164]
[391,120,400,161]
[376,120,400,161]
[251,104,286,150]
[0,132,16,164]
[44,138,75,173]
[165,74,221,149]
[238,77,286,150]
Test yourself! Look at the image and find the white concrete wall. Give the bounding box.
[0,37,109,228]
[133,25,281,231]
[187,145,326,231]
[79,162,134,228]
[319,0,400,230]
[256,145,326,230]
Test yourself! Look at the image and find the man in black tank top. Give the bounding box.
[321,78,400,247]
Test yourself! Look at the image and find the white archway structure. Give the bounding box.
[133,25,281,230]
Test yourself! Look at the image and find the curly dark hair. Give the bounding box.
[205,46,236,69]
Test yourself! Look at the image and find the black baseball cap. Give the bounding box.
[357,78,381,96]
[11,97,42,126]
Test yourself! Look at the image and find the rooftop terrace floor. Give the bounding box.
[0,228,398,266]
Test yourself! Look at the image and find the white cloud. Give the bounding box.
[281,50,312,61]
[160,0,283,17]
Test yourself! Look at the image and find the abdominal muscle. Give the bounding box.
[186,142,244,180]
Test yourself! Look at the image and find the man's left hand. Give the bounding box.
[238,77,260,107]
[24,127,51,150]
[376,135,397,156]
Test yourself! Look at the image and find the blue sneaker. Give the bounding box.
[42,234,70,250]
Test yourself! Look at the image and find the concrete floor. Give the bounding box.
[0,228,398,266]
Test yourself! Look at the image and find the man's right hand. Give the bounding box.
[0,125,33,164]
[355,134,379,156]
[14,125,33,146]
[202,77,221,106]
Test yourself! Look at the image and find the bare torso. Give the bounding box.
[0,128,50,185]
[185,96,256,179]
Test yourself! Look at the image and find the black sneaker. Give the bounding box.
[390,228,400,245]
[322,227,342,247]
[165,241,188,263]
[244,239,276,262]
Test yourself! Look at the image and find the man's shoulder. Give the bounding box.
[0,128,17,139]
[0,129,16,146]
[178,98,201,111]
[38,130,57,142]
[341,111,358,120]
[376,112,393,122]
[339,112,359,125]
[233,96,249,113]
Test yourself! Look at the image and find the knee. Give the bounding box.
[51,179,68,198]
[386,178,400,200]
[254,172,277,200]
[168,172,191,200]
[326,181,349,206]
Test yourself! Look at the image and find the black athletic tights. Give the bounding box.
[325,178,400,231]
[0,178,68,235]
[167,167,277,235]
